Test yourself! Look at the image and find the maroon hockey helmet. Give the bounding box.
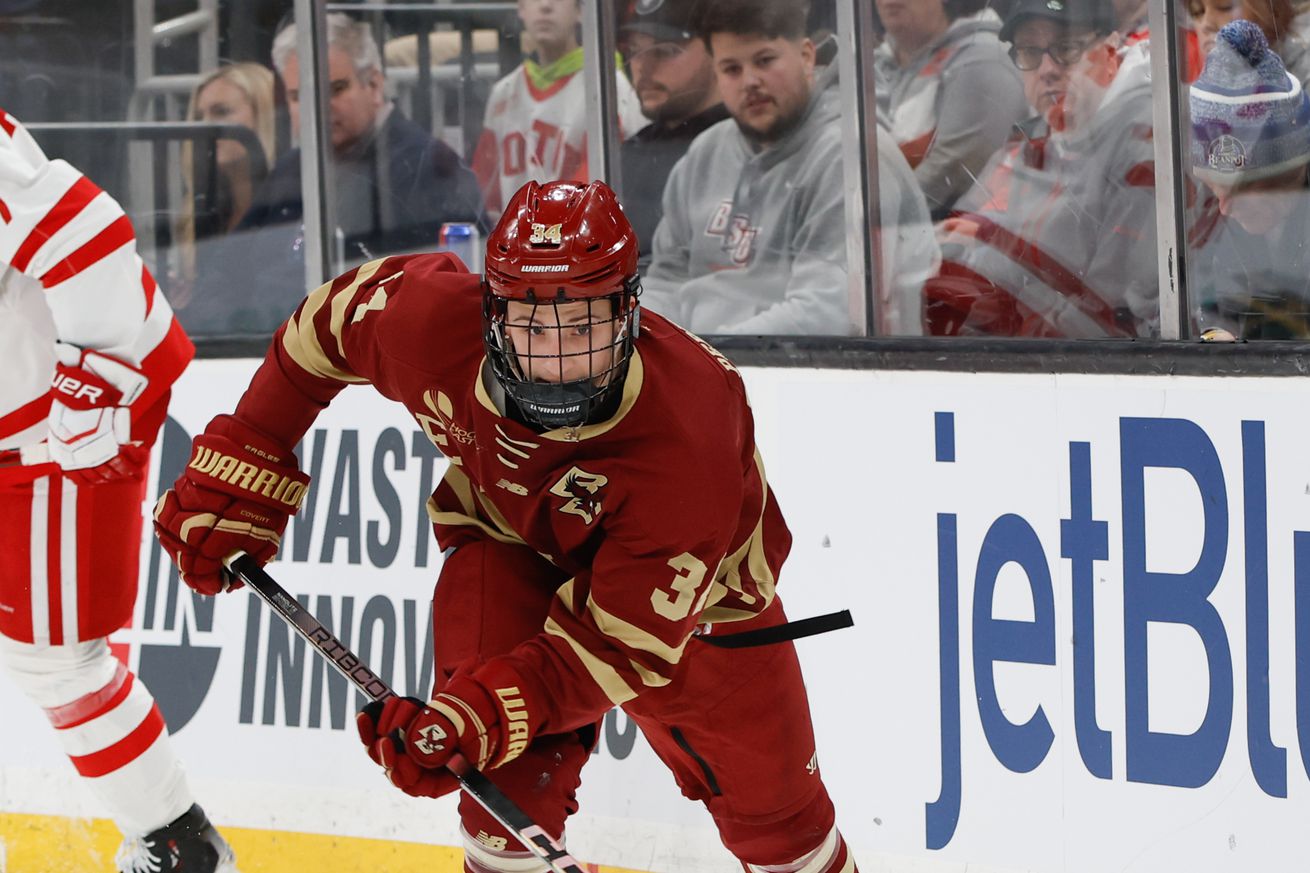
[483,180,642,430]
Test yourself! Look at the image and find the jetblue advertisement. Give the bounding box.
[2,363,1308,872]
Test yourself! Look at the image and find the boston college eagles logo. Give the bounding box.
[550,467,608,525]
[414,722,449,755]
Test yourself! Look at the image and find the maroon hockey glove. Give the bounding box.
[153,415,309,596]
[356,661,538,799]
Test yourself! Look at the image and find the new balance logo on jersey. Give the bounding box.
[495,687,531,761]
[704,200,759,266]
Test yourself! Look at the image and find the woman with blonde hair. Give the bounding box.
[1188,0,1310,82]
[174,62,276,297]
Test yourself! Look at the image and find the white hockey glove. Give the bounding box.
[46,342,150,484]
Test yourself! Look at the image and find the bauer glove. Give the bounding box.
[45,342,150,484]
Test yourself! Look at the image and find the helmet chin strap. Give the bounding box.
[508,378,611,430]
[506,332,630,431]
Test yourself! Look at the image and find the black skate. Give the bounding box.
[114,804,239,873]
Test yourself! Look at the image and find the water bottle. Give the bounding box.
[438,222,483,273]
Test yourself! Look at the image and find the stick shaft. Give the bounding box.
[226,553,588,873]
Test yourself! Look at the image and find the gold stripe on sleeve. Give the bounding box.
[701,448,778,624]
[329,258,386,359]
[427,500,527,546]
[471,486,525,545]
[627,658,672,689]
[425,469,527,545]
[543,617,638,706]
[428,466,525,544]
[441,465,479,517]
[747,448,778,606]
[586,597,689,666]
[280,260,385,384]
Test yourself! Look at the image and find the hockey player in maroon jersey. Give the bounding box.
[154,180,858,873]
[0,110,238,872]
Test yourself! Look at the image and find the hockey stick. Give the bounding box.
[222,552,588,873]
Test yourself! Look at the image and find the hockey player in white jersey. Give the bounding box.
[0,110,238,872]
[472,0,648,213]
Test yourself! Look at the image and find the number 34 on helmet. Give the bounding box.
[482,180,642,431]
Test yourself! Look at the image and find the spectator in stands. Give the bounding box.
[243,13,486,260]
[1188,0,1310,83]
[642,0,936,335]
[640,0,847,334]
[1189,20,1310,338]
[184,14,485,337]
[873,0,1028,219]
[472,0,647,214]
[618,0,727,261]
[172,62,276,319]
[924,0,1159,337]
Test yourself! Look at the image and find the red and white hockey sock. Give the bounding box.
[0,636,194,837]
[744,826,858,873]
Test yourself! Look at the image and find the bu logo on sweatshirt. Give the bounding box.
[705,200,759,266]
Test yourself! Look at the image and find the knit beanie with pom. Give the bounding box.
[1190,19,1310,185]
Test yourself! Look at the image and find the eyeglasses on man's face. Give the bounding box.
[1008,37,1096,72]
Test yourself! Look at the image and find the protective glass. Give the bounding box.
[623,39,690,70]
[1008,38,1096,71]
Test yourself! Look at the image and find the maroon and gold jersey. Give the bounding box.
[235,253,791,733]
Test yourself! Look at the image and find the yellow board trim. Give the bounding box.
[0,811,648,873]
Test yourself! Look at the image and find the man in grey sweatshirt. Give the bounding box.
[642,0,937,335]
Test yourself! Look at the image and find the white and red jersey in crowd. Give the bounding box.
[0,109,193,466]
[471,48,646,214]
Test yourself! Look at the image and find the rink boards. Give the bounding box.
[3,360,1310,872]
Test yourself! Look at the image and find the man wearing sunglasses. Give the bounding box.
[925,0,1160,337]
[619,0,728,262]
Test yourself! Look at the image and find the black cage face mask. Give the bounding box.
[483,280,641,431]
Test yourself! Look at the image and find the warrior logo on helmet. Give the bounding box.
[550,466,609,525]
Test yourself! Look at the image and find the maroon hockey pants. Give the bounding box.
[432,539,836,866]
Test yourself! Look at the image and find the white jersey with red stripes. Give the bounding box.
[0,109,191,457]
[0,110,203,845]
[471,55,647,213]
